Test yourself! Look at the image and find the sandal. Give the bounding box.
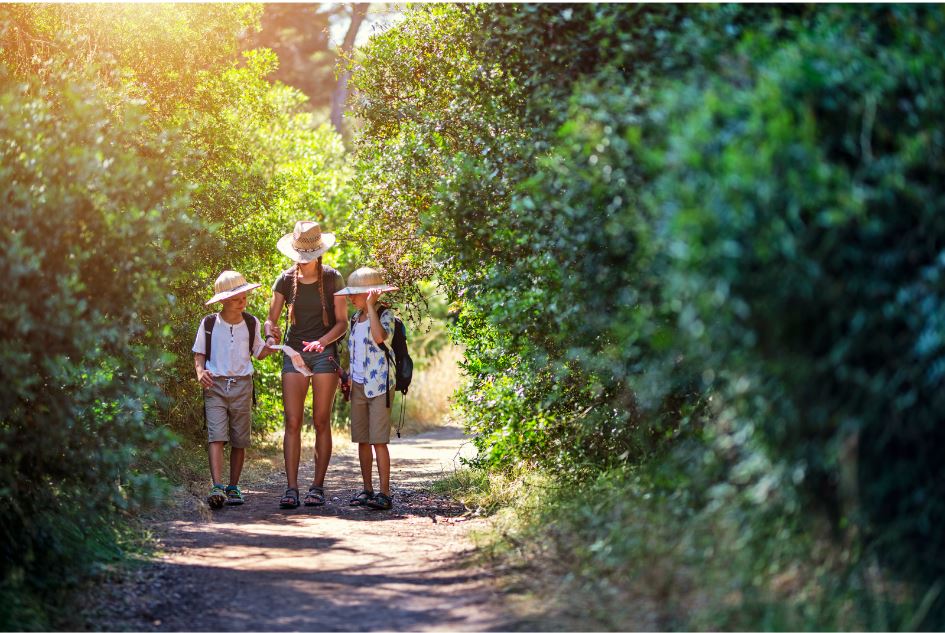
[349,490,375,506]
[225,485,244,506]
[304,485,326,507]
[279,487,300,509]
[366,492,393,511]
[207,484,227,510]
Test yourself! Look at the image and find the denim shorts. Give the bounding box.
[282,343,338,375]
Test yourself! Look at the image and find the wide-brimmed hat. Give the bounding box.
[277,220,336,263]
[334,267,399,296]
[205,270,261,305]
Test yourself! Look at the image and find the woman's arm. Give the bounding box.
[266,290,285,344]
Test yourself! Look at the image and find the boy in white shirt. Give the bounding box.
[193,271,277,509]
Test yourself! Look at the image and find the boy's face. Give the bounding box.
[349,293,368,310]
[221,291,248,312]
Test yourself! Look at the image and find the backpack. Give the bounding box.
[203,312,258,406]
[349,305,413,411]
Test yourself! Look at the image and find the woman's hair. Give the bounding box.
[288,257,329,327]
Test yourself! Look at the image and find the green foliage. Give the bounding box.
[0,47,190,628]
[0,5,354,625]
[351,3,945,627]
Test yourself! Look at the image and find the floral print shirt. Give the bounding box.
[349,307,396,398]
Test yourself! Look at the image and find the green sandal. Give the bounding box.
[225,485,244,506]
[207,484,227,510]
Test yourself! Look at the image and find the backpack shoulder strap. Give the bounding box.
[322,266,339,328]
[203,313,217,362]
[242,312,257,357]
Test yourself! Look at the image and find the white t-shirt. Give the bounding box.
[350,318,370,384]
[192,314,265,377]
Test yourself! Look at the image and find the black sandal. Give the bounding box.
[279,487,299,509]
[366,492,392,511]
[349,490,375,506]
[304,485,326,506]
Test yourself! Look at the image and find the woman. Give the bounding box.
[265,220,348,509]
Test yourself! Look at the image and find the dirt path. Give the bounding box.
[84,427,515,632]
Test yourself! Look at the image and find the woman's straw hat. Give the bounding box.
[334,267,399,296]
[277,220,336,263]
[205,270,261,305]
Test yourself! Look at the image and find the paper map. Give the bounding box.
[268,345,313,377]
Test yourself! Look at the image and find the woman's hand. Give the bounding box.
[264,320,281,342]
[197,367,214,389]
[302,339,324,353]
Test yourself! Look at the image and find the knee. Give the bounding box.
[284,415,303,434]
[312,418,331,434]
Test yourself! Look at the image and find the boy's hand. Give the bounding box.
[302,340,324,353]
[197,368,214,389]
[366,289,382,309]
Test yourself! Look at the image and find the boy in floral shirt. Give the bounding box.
[335,267,399,510]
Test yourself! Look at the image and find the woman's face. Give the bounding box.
[299,259,319,275]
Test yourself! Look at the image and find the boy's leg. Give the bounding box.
[209,441,226,484]
[227,376,253,487]
[358,443,374,491]
[229,448,246,485]
[282,372,312,491]
[310,372,339,488]
[373,443,391,497]
[350,382,372,492]
[205,378,230,486]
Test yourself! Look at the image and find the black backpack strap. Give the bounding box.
[242,312,259,408]
[323,268,337,329]
[203,313,217,362]
[242,312,257,357]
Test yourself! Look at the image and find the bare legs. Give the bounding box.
[208,442,245,485]
[282,371,339,491]
[357,442,391,496]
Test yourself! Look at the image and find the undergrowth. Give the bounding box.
[437,463,928,631]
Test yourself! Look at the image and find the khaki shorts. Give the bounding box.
[204,375,253,448]
[350,381,392,444]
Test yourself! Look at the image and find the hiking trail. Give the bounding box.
[82,426,514,632]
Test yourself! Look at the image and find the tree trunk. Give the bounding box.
[331,3,369,136]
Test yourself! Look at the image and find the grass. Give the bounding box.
[432,462,927,631]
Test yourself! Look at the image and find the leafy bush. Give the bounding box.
[0,56,194,626]
[351,3,945,627]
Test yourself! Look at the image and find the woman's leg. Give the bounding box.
[282,372,312,491]
[310,372,339,488]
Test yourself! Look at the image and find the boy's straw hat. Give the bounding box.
[205,270,261,305]
[277,220,336,263]
[334,267,399,295]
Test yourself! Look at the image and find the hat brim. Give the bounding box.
[277,232,336,263]
[205,283,261,306]
[334,284,399,296]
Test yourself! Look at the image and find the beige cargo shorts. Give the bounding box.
[204,375,253,448]
[350,381,392,444]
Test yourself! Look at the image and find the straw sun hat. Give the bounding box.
[277,220,336,263]
[205,270,261,305]
[334,267,399,296]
